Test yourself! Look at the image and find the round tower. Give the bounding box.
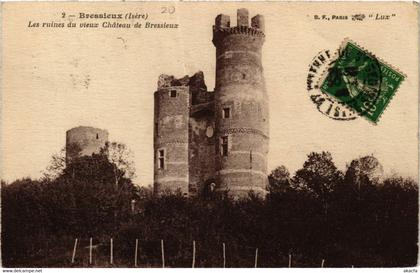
[66,126,109,163]
[154,75,190,196]
[213,9,269,198]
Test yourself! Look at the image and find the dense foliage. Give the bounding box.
[1,152,417,267]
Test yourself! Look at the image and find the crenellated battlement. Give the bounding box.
[213,9,265,46]
[213,25,265,37]
[154,9,268,199]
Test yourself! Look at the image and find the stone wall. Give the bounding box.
[65,126,109,163]
[153,9,269,199]
[213,9,269,198]
[154,79,190,195]
[189,110,216,196]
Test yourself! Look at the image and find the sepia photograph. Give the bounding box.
[0,1,418,269]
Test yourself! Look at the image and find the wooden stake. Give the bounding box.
[254,248,258,268]
[134,239,139,267]
[89,237,93,265]
[71,238,78,264]
[222,243,226,268]
[288,253,292,268]
[321,259,325,268]
[110,238,113,265]
[192,240,196,268]
[161,239,165,268]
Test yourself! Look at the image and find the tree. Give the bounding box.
[292,152,344,259]
[42,143,82,181]
[42,148,66,181]
[1,178,50,265]
[268,165,291,194]
[344,155,383,189]
[293,151,343,199]
[102,142,136,188]
[40,141,138,235]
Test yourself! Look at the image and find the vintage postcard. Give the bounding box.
[0,1,418,269]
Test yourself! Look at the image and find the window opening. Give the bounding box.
[223,107,231,119]
[158,149,165,169]
[221,136,228,156]
[250,150,253,169]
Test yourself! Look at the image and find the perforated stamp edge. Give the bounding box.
[316,38,406,124]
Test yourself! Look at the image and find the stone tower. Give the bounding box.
[212,9,269,197]
[154,75,191,195]
[66,126,109,163]
[153,9,269,198]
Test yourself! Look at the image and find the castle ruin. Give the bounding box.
[154,9,269,198]
[66,126,109,163]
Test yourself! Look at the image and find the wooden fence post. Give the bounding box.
[135,239,139,267]
[89,237,93,265]
[71,238,78,264]
[161,239,165,268]
[192,240,196,268]
[222,243,226,268]
[110,238,113,265]
[254,248,258,268]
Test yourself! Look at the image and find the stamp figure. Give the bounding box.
[319,40,405,123]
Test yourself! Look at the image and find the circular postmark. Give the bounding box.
[307,50,358,120]
[308,42,383,122]
[321,43,382,118]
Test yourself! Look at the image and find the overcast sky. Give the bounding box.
[1,2,418,185]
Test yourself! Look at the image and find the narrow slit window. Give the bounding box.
[221,136,228,156]
[158,149,165,169]
[223,107,231,119]
[96,133,99,139]
[170,90,177,98]
[249,150,253,169]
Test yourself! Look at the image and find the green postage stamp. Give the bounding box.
[319,39,405,123]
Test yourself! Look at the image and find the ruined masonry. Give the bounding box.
[66,126,109,163]
[154,9,269,198]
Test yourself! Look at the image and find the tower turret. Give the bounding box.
[66,126,109,163]
[154,75,190,195]
[213,9,269,198]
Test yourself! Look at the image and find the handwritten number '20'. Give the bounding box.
[161,6,175,14]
